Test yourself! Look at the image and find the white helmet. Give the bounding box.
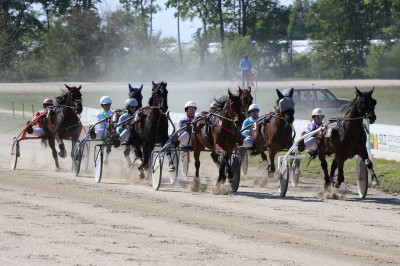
[184,101,197,111]
[312,108,325,117]
[100,96,112,105]
[125,98,138,108]
[248,103,260,113]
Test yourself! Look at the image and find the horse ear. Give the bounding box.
[64,84,71,91]
[228,89,233,98]
[139,84,143,92]
[355,87,362,97]
[78,85,81,90]
[129,83,134,93]
[288,88,294,98]
[369,86,375,94]
[248,86,251,92]
[276,89,284,99]
[152,81,156,90]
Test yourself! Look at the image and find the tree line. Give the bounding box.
[1,0,400,82]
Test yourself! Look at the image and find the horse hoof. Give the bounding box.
[139,171,145,179]
[333,182,341,188]
[324,182,331,190]
[371,179,380,186]
[58,151,67,158]
[268,172,274,178]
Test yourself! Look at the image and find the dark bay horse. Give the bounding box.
[103,83,144,165]
[191,89,245,184]
[129,81,170,178]
[251,88,295,176]
[239,86,253,114]
[316,87,379,188]
[42,84,83,169]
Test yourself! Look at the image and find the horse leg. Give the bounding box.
[48,137,60,169]
[123,146,133,166]
[330,156,338,184]
[319,152,330,189]
[259,151,270,174]
[139,145,152,179]
[211,152,221,169]
[104,146,111,165]
[193,147,201,178]
[359,150,379,186]
[267,149,276,178]
[58,140,67,158]
[216,151,227,184]
[334,158,345,188]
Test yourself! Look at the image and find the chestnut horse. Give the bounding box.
[129,81,170,178]
[316,87,379,188]
[191,89,245,184]
[42,84,83,169]
[251,88,295,176]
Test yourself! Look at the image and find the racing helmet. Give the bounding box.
[248,103,260,113]
[184,101,197,112]
[42,98,54,107]
[125,98,138,108]
[100,96,112,105]
[312,108,325,118]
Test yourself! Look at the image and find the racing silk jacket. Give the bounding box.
[241,116,259,137]
[117,111,134,133]
[302,121,324,135]
[95,109,113,131]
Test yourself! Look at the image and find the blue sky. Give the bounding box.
[98,0,293,43]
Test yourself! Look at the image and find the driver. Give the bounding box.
[90,96,113,139]
[298,108,325,153]
[240,103,260,147]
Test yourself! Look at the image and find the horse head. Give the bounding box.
[149,81,168,113]
[129,83,143,108]
[276,88,295,124]
[227,89,246,128]
[64,84,83,114]
[238,86,253,114]
[355,87,377,124]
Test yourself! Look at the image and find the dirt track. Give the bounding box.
[1,131,400,265]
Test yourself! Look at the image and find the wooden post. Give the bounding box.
[12,101,15,119]
[22,103,25,119]
[32,104,34,116]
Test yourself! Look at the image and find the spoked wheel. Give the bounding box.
[278,158,289,197]
[94,145,103,183]
[230,155,241,192]
[290,159,300,187]
[11,138,19,170]
[357,156,368,198]
[240,150,248,176]
[181,151,190,177]
[82,142,90,173]
[169,151,179,185]
[72,142,82,177]
[151,152,163,190]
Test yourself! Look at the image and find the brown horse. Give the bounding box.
[42,84,83,169]
[239,86,253,114]
[191,89,245,184]
[316,87,379,188]
[251,88,295,176]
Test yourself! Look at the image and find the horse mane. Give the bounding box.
[55,90,68,105]
[344,95,358,117]
[210,95,228,112]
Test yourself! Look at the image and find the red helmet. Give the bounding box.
[43,98,54,106]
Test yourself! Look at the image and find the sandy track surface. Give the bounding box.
[1,132,400,265]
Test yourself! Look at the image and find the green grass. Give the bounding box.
[248,151,400,194]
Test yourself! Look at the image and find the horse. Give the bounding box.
[128,81,171,178]
[191,89,245,185]
[41,84,83,169]
[316,87,379,188]
[103,83,143,165]
[239,86,253,114]
[251,88,295,176]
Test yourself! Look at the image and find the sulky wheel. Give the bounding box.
[11,138,19,170]
[230,155,241,192]
[72,142,82,177]
[181,151,190,177]
[278,158,289,197]
[94,145,103,183]
[240,150,248,176]
[151,153,163,190]
[290,159,300,187]
[357,156,369,198]
[169,151,179,185]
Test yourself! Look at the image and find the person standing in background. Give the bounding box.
[239,55,252,88]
